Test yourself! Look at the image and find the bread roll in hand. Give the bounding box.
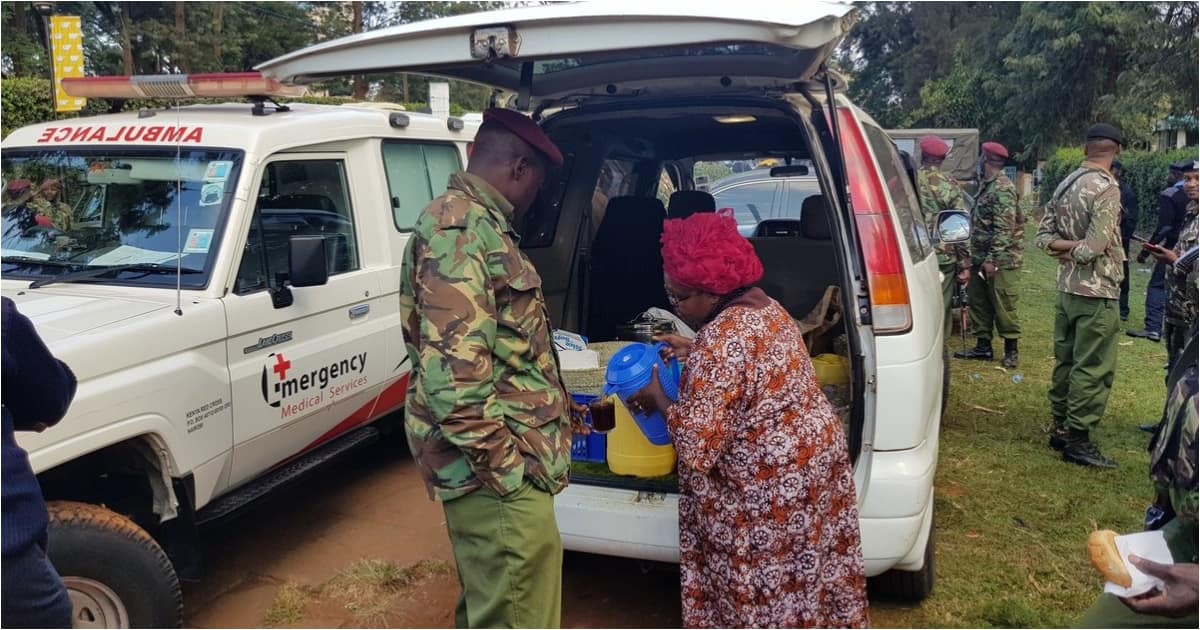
[1088,529,1132,588]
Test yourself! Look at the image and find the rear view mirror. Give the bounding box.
[289,235,329,288]
[769,165,810,177]
[937,210,971,244]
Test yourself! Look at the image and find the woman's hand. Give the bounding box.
[1142,243,1179,265]
[654,334,693,363]
[627,364,671,416]
[1119,556,1199,618]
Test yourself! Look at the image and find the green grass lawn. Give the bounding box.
[872,217,1171,627]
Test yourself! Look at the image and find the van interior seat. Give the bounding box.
[749,194,838,319]
[667,190,716,219]
[587,196,670,341]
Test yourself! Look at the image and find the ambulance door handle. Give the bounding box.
[349,304,370,319]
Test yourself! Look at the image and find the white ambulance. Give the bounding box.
[2,72,478,627]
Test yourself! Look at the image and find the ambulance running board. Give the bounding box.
[196,425,380,526]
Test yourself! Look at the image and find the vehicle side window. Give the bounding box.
[381,141,462,230]
[235,159,358,295]
[712,182,779,231]
[863,124,931,260]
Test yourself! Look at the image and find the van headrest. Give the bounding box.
[800,195,832,240]
[597,196,666,243]
[753,219,803,238]
[667,190,716,219]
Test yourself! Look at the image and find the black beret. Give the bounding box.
[1183,160,1199,173]
[1085,123,1124,146]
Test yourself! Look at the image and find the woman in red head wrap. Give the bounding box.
[629,212,868,628]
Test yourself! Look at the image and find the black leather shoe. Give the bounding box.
[1062,439,1118,469]
[1138,423,1159,434]
[1048,426,1070,451]
[1126,329,1162,342]
[954,342,994,361]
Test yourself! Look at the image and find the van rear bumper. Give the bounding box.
[557,427,937,574]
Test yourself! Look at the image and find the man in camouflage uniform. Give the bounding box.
[1078,325,1198,627]
[1035,124,1126,469]
[916,135,970,339]
[956,142,1023,368]
[400,108,574,628]
[27,179,72,231]
[1146,160,1199,372]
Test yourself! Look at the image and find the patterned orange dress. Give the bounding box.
[666,289,869,628]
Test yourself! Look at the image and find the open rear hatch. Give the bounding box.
[257,2,855,110]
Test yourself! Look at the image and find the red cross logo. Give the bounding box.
[272,353,291,381]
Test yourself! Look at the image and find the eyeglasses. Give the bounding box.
[665,289,697,307]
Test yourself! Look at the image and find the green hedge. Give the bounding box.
[2,78,466,140]
[1040,146,1196,234]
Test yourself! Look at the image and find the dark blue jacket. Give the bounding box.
[2,297,76,557]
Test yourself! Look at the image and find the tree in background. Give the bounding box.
[1,1,510,114]
[840,1,1199,165]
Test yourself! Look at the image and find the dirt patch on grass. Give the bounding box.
[263,559,457,628]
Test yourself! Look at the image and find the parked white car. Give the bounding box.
[2,77,478,627]
[259,0,960,604]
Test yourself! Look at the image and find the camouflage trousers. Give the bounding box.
[1049,293,1120,433]
[968,267,1021,341]
[442,481,562,629]
[1077,517,1198,628]
[941,261,963,341]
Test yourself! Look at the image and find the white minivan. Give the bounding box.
[258,1,957,603]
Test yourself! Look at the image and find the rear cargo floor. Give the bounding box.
[569,461,678,494]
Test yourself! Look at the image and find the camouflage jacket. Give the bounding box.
[399,172,572,502]
[970,171,1023,269]
[28,196,72,231]
[1166,201,1198,327]
[1150,362,1198,527]
[917,165,969,267]
[1034,163,1125,299]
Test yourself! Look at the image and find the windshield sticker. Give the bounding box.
[204,160,233,182]
[34,125,205,144]
[88,245,178,266]
[199,182,224,206]
[183,229,214,254]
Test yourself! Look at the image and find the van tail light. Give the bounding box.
[61,72,307,99]
[833,107,912,333]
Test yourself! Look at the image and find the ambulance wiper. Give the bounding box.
[1,256,75,268]
[29,262,201,289]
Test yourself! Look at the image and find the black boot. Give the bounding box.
[1048,424,1070,451]
[954,338,994,361]
[1061,430,1118,469]
[1002,339,1019,369]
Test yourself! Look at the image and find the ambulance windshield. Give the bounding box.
[1,148,242,288]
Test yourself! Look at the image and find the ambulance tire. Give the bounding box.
[870,523,935,603]
[47,501,183,628]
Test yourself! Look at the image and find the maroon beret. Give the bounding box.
[918,135,949,159]
[981,142,1008,160]
[482,108,564,168]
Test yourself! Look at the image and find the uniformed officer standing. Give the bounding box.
[1145,160,1199,371]
[1112,161,1140,321]
[1130,163,1191,342]
[956,142,1023,368]
[400,108,577,629]
[916,135,970,338]
[1035,123,1126,469]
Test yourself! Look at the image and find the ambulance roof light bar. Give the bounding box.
[61,72,307,100]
